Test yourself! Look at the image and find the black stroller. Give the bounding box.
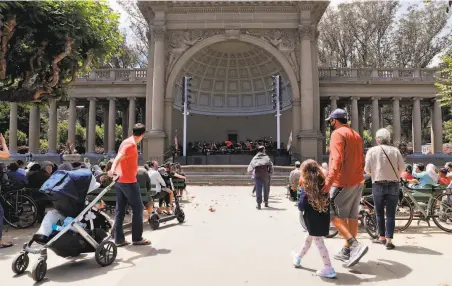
[11,169,117,282]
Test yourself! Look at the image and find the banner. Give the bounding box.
[287,130,293,151]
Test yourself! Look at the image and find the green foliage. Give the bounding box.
[437,50,452,106]
[39,139,48,154]
[0,1,122,101]
[444,120,452,143]
[4,129,28,146]
[75,124,86,147]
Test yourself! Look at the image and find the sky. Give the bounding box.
[108,0,450,66]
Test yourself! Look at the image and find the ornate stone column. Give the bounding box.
[122,107,128,140]
[147,24,167,160]
[128,97,136,136]
[392,97,401,144]
[431,99,443,154]
[298,23,320,160]
[371,97,380,145]
[320,105,326,154]
[29,105,40,154]
[330,96,338,111]
[151,26,166,133]
[68,98,77,145]
[412,98,422,153]
[9,102,18,153]
[145,31,155,131]
[108,97,116,155]
[292,98,301,152]
[103,104,109,153]
[351,97,359,132]
[358,105,364,138]
[87,98,97,154]
[48,99,58,154]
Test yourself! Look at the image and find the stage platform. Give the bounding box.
[174,154,291,166]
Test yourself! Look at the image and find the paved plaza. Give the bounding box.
[0,186,451,286]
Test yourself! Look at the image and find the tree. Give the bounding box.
[318,1,451,68]
[117,0,148,62]
[0,1,122,102]
[96,39,143,69]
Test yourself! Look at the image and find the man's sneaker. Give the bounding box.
[347,241,368,267]
[264,202,269,207]
[334,247,350,262]
[291,252,301,268]
[256,204,261,210]
[316,267,337,279]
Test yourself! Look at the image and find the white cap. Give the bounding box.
[295,161,301,166]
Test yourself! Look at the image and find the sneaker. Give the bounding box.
[264,202,269,207]
[347,241,368,267]
[291,252,301,268]
[316,267,337,279]
[334,247,350,262]
[256,204,261,210]
[385,242,395,250]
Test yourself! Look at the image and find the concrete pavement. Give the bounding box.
[0,186,451,286]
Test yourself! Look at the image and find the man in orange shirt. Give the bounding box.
[108,123,151,246]
[324,109,367,267]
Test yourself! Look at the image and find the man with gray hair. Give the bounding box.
[248,146,273,209]
[365,128,405,250]
[288,161,301,201]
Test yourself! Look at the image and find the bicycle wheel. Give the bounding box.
[395,196,413,232]
[3,191,38,229]
[363,213,378,239]
[431,192,452,233]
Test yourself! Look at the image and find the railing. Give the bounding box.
[318,67,441,82]
[76,68,443,83]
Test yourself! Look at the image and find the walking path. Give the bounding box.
[0,186,451,286]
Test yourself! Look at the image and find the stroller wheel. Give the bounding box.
[176,209,185,223]
[149,214,160,230]
[95,241,117,267]
[32,260,47,282]
[12,253,29,274]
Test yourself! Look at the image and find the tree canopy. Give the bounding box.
[0,1,122,102]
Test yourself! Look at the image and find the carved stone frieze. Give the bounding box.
[165,29,223,79]
[245,29,300,79]
[298,24,314,40]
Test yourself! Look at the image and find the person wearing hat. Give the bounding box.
[324,108,368,267]
[288,161,301,201]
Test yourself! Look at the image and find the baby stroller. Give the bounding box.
[11,169,117,282]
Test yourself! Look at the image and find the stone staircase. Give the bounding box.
[182,165,292,186]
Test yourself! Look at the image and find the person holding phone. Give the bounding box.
[0,133,13,249]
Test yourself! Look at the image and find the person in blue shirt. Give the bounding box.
[7,162,28,187]
[410,163,438,188]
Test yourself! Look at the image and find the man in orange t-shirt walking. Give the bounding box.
[324,109,367,267]
[108,123,150,246]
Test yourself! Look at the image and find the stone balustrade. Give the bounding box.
[76,68,443,83]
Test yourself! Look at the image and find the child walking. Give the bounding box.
[292,159,336,279]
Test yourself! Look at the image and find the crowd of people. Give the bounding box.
[175,138,288,156]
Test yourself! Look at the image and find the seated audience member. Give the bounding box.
[438,168,451,186]
[7,162,28,187]
[71,161,82,170]
[410,163,438,188]
[27,161,53,188]
[400,165,415,181]
[145,161,171,214]
[16,160,26,174]
[58,163,73,171]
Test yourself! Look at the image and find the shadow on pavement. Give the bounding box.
[394,245,443,256]
[262,206,287,211]
[329,259,412,285]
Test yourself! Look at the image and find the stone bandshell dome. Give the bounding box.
[173,41,292,116]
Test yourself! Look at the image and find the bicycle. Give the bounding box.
[397,182,452,233]
[0,183,38,229]
[362,193,413,239]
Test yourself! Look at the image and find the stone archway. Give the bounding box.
[164,32,300,147]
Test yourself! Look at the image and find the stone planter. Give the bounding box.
[62,154,82,163]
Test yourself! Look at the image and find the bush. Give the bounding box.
[4,129,28,146]
[39,139,48,154]
[17,145,29,154]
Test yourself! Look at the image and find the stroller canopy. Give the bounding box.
[40,169,94,202]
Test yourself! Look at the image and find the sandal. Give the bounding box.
[115,241,130,247]
[132,239,151,246]
[0,242,13,249]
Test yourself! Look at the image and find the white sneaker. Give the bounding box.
[291,251,301,268]
[316,267,337,279]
